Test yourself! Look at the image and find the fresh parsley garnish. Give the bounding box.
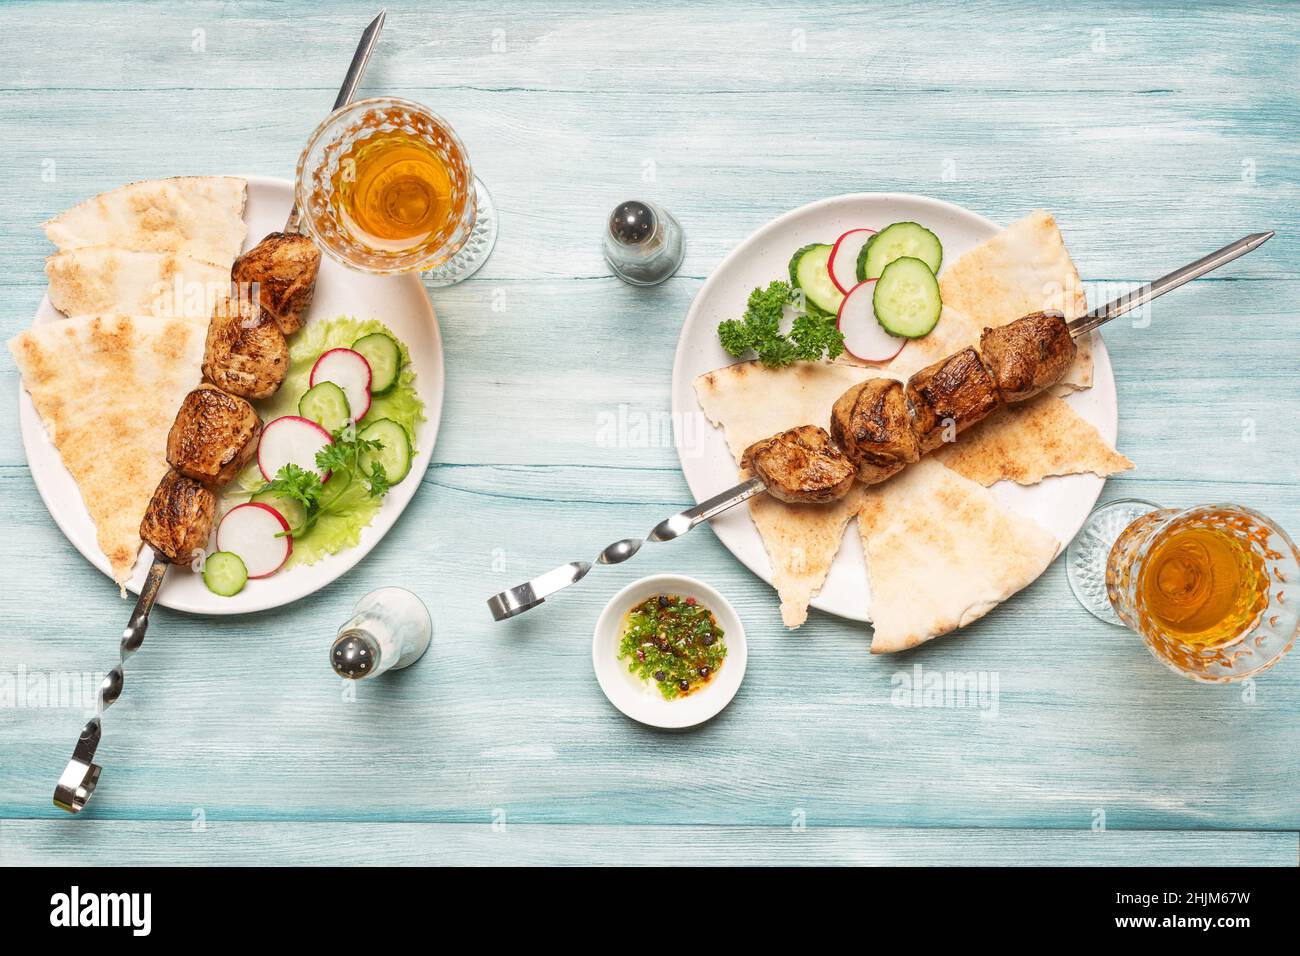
[716,280,844,368]
[254,426,390,537]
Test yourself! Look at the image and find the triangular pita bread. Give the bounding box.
[9,314,207,589]
[935,393,1133,485]
[43,176,247,267]
[46,247,229,321]
[858,459,1059,652]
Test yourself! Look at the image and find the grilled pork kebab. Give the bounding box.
[741,310,1076,504]
[139,232,322,565]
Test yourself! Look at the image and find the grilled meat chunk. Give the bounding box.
[231,231,322,337]
[905,346,1004,454]
[980,310,1077,403]
[830,378,922,485]
[140,470,217,566]
[202,294,289,400]
[741,425,857,504]
[167,385,262,488]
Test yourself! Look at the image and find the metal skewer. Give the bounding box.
[53,9,388,814]
[486,231,1274,622]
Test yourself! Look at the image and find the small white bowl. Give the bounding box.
[592,574,747,729]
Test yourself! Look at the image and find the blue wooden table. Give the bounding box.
[1,0,1297,866]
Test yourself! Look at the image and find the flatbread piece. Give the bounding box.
[858,459,1060,652]
[9,314,207,589]
[46,247,229,321]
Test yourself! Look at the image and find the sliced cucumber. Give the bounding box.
[872,257,943,338]
[203,551,248,597]
[352,332,402,395]
[358,418,413,484]
[299,381,351,434]
[789,243,843,317]
[251,490,309,532]
[858,222,943,281]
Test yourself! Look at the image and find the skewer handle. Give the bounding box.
[1067,231,1273,337]
[54,554,169,813]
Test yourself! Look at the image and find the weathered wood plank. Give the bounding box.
[1,820,1294,867]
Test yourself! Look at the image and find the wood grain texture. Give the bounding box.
[1,821,1294,867]
[0,0,1297,866]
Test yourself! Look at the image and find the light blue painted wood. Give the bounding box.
[0,0,1297,865]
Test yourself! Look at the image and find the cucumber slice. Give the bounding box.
[298,381,351,434]
[358,418,413,484]
[251,490,309,532]
[352,332,402,395]
[872,257,943,338]
[858,222,943,281]
[203,551,248,597]
[789,243,843,316]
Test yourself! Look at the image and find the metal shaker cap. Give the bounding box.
[331,631,380,679]
[608,200,657,246]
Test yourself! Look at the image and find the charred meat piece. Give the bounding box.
[741,425,858,504]
[905,346,1004,454]
[167,385,262,488]
[231,232,322,337]
[830,378,922,485]
[140,470,217,565]
[980,310,1078,403]
[202,294,289,400]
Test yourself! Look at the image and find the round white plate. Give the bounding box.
[19,175,445,614]
[593,575,747,730]
[670,193,1116,624]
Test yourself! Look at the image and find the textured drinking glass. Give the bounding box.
[295,96,496,282]
[1069,502,1300,683]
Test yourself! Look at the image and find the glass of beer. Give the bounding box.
[1067,502,1300,682]
[295,96,497,284]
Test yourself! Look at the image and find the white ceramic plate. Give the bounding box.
[19,175,445,614]
[593,575,747,730]
[670,194,1116,623]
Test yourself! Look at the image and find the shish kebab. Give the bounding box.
[53,11,387,814]
[487,230,1272,621]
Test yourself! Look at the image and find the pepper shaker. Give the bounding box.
[331,587,432,680]
[602,200,685,286]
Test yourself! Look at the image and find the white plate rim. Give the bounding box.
[18,174,445,615]
[669,192,1117,624]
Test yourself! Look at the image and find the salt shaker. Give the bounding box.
[331,587,432,680]
[602,200,685,285]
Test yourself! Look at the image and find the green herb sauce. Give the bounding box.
[617,594,726,700]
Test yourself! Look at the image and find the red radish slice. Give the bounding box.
[217,502,292,578]
[258,415,333,481]
[828,228,876,295]
[310,348,372,422]
[837,279,906,363]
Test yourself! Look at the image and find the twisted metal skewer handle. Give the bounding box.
[53,554,168,813]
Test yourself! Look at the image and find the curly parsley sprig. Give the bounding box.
[716,280,844,368]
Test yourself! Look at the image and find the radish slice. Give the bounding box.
[216,502,291,578]
[837,279,906,363]
[828,228,876,295]
[258,415,333,481]
[310,348,372,423]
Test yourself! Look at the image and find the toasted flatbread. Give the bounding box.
[888,209,1092,391]
[695,360,878,627]
[9,314,207,590]
[43,176,247,267]
[934,393,1133,486]
[46,247,229,321]
[858,459,1060,652]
